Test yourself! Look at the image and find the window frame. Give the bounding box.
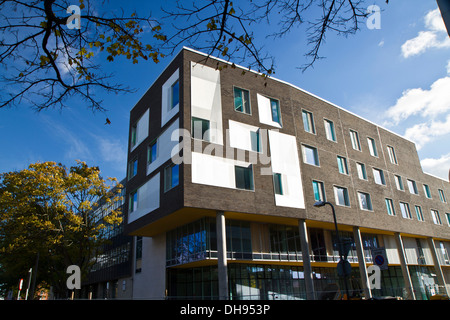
[423,184,432,199]
[358,191,373,211]
[270,98,282,125]
[128,157,138,179]
[130,123,137,147]
[415,205,424,222]
[400,202,412,219]
[302,144,320,167]
[367,137,378,157]
[394,175,404,191]
[385,198,396,216]
[148,139,158,164]
[431,209,442,225]
[302,110,316,134]
[349,129,361,151]
[438,189,447,203]
[235,165,254,191]
[373,168,386,186]
[356,162,367,180]
[407,179,418,195]
[324,119,336,142]
[170,79,180,110]
[129,190,138,213]
[164,163,180,192]
[312,180,326,202]
[334,186,350,207]
[233,86,251,115]
[191,117,210,142]
[273,173,283,195]
[387,145,398,164]
[337,156,349,175]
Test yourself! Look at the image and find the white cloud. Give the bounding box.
[421,153,450,181]
[404,114,450,150]
[401,9,450,58]
[385,76,450,124]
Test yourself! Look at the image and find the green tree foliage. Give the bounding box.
[0,161,123,298]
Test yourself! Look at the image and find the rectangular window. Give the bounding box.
[192,117,210,141]
[302,145,319,166]
[431,209,442,225]
[439,189,447,203]
[387,146,398,164]
[350,130,361,151]
[312,180,326,202]
[302,110,315,134]
[273,173,283,195]
[270,98,281,125]
[164,164,179,191]
[234,87,251,114]
[423,184,432,199]
[148,140,158,164]
[171,80,180,109]
[400,202,412,219]
[395,175,404,191]
[358,192,373,211]
[356,162,367,180]
[334,186,350,207]
[129,191,138,213]
[385,198,396,216]
[131,124,137,147]
[324,119,336,142]
[373,168,386,185]
[415,205,424,221]
[128,158,138,179]
[446,213,450,226]
[337,156,349,175]
[235,165,254,190]
[250,129,261,152]
[368,137,378,157]
[407,179,418,195]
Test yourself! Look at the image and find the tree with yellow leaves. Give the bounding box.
[0,160,122,299]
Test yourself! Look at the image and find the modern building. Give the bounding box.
[124,47,450,300]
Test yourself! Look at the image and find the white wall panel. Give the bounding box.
[190,62,223,145]
[228,120,261,153]
[257,94,282,128]
[268,130,304,209]
[128,173,160,223]
[191,152,250,189]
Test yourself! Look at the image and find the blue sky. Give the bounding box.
[1,1,449,182]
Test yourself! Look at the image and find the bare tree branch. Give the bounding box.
[0,0,166,113]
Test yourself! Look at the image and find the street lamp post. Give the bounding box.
[314,201,351,299]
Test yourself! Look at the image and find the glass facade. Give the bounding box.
[165,218,441,300]
[166,218,304,267]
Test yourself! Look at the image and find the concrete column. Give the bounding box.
[298,219,315,300]
[394,232,415,300]
[353,227,372,299]
[216,211,228,300]
[427,238,450,296]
